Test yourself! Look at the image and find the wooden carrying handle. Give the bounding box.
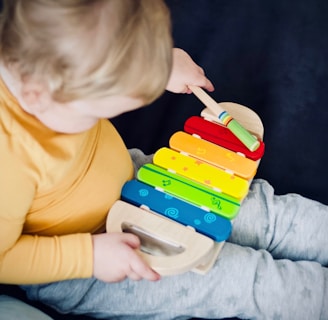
[106,200,216,276]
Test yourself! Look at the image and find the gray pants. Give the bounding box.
[0,295,53,320]
[23,179,328,320]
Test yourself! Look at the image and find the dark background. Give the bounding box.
[1,1,328,319]
[113,0,328,205]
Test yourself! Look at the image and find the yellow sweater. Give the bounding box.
[0,77,134,284]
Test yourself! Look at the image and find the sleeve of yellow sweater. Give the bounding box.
[0,149,93,285]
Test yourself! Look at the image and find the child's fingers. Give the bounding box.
[200,77,215,92]
[127,270,142,281]
[198,68,215,91]
[129,253,161,281]
[121,232,141,249]
[188,77,214,94]
[133,262,161,281]
[120,233,161,281]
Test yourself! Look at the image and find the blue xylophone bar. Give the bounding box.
[121,179,232,242]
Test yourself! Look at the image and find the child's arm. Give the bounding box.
[166,48,215,94]
[0,150,93,285]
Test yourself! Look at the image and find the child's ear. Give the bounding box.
[20,80,51,113]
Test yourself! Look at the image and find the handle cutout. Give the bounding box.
[122,222,185,257]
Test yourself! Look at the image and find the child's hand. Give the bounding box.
[92,233,160,283]
[166,48,215,94]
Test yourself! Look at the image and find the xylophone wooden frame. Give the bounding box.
[106,101,264,276]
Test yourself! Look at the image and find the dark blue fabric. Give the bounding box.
[113,0,328,205]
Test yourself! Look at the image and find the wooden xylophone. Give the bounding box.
[106,94,265,276]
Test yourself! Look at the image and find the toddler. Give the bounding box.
[0,1,327,319]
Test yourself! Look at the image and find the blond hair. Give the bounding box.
[0,0,173,104]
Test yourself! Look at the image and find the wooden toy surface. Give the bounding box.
[202,103,264,140]
[189,86,261,151]
[106,200,217,276]
[169,131,258,179]
[106,102,264,276]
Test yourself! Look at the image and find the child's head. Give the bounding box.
[0,0,173,105]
